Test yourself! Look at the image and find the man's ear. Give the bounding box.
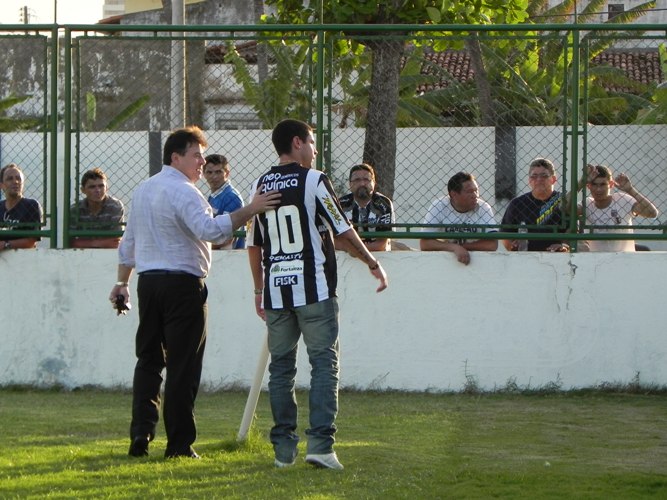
[292,135,302,150]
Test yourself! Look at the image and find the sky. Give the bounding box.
[1,0,105,25]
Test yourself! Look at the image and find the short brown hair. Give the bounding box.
[529,157,555,175]
[204,154,229,171]
[163,126,208,165]
[0,163,22,183]
[81,168,107,188]
[348,163,375,182]
[589,164,612,180]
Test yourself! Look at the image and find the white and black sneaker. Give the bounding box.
[305,452,344,470]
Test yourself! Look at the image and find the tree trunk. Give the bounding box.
[362,40,404,199]
[253,0,268,83]
[466,34,495,127]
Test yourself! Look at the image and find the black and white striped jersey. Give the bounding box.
[248,163,351,309]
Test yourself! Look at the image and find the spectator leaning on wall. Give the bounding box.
[0,163,43,251]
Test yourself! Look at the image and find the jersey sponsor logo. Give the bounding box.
[271,260,303,288]
[274,275,298,287]
[270,261,304,275]
[261,172,300,192]
[322,195,343,224]
[269,252,304,262]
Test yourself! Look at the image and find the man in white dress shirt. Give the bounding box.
[109,126,280,459]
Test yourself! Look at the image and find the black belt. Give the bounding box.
[139,269,199,277]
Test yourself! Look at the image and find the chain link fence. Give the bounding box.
[0,31,52,244]
[0,24,664,249]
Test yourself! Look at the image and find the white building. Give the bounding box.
[103,0,125,19]
[548,0,667,24]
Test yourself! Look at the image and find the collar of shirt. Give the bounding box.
[210,181,231,198]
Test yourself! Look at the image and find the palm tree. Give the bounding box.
[0,95,42,132]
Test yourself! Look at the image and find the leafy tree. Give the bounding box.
[81,92,151,131]
[223,40,313,128]
[0,95,42,132]
[467,0,658,126]
[633,43,667,124]
[263,0,528,198]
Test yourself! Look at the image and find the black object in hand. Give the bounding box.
[115,295,131,315]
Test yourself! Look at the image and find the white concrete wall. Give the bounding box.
[1,249,665,391]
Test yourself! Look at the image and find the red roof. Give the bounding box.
[415,48,663,93]
[591,50,663,91]
[206,42,664,94]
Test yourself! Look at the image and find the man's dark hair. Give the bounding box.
[81,167,107,188]
[447,172,475,194]
[271,119,312,156]
[529,157,555,175]
[589,164,612,180]
[204,154,229,170]
[348,163,375,182]
[163,126,208,165]
[0,163,21,183]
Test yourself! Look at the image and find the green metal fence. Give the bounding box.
[0,28,57,246]
[0,23,665,249]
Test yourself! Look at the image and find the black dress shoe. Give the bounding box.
[128,436,149,457]
[165,447,200,459]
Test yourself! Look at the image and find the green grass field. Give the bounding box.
[0,388,665,499]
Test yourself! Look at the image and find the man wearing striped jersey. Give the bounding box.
[247,119,388,470]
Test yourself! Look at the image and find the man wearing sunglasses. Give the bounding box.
[501,157,570,252]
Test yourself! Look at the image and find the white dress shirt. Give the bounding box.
[119,165,233,277]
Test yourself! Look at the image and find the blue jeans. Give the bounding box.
[266,297,340,462]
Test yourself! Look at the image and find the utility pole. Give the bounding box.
[19,6,30,24]
[170,0,186,129]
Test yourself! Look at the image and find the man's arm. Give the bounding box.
[421,229,497,253]
[229,189,280,230]
[616,174,658,218]
[501,239,516,252]
[368,197,394,252]
[0,237,38,249]
[420,238,471,264]
[365,238,390,252]
[563,164,593,209]
[462,238,498,251]
[108,264,134,312]
[335,228,388,292]
[248,245,265,320]
[71,237,121,249]
[338,236,389,252]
